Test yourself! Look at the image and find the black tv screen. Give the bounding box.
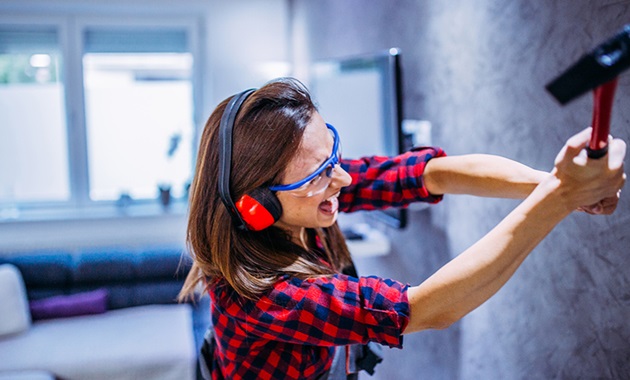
[310,48,407,228]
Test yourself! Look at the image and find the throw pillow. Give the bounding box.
[0,264,32,337]
[29,288,109,321]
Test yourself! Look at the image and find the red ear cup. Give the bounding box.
[235,188,282,231]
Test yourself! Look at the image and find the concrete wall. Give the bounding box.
[292,1,630,379]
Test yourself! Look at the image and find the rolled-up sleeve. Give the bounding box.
[339,146,446,212]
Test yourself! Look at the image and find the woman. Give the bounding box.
[180,78,625,379]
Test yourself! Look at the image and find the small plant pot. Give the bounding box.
[158,185,172,208]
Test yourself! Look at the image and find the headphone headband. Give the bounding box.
[217,89,256,230]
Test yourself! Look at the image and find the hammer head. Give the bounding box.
[546,24,630,105]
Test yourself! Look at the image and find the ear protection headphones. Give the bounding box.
[217,89,283,231]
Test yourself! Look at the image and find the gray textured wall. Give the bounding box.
[292,1,630,379]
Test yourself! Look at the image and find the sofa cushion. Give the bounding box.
[137,247,191,280]
[74,249,137,283]
[29,288,108,321]
[0,264,31,338]
[2,253,73,287]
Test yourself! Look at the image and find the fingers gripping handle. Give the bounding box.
[588,78,618,159]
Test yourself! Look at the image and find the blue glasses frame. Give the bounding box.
[270,123,340,192]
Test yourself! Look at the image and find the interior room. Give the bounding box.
[1,0,629,379]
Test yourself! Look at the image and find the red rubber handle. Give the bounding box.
[588,78,618,158]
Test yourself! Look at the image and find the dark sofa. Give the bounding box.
[0,245,210,380]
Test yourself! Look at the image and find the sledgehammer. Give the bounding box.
[546,24,630,159]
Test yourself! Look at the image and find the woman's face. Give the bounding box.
[274,112,352,242]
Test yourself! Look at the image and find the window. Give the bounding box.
[0,28,70,204]
[82,29,194,201]
[0,16,201,218]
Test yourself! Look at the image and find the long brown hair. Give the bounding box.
[179,78,352,301]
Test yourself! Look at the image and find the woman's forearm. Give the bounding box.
[404,177,569,333]
[424,154,548,198]
[405,129,625,334]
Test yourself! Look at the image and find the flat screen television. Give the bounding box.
[310,48,407,228]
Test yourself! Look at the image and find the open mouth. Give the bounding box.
[318,194,339,215]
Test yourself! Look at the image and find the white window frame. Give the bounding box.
[0,7,204,220]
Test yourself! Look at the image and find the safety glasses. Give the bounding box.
[269,123,341,198]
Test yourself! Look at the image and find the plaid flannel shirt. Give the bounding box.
[208,147,446,379]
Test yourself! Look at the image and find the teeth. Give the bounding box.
[320,194,339,214]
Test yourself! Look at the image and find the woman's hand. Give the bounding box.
[551,127,626,214]
[577,193,621,215]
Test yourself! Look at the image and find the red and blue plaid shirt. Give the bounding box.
[208,147,446,379]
